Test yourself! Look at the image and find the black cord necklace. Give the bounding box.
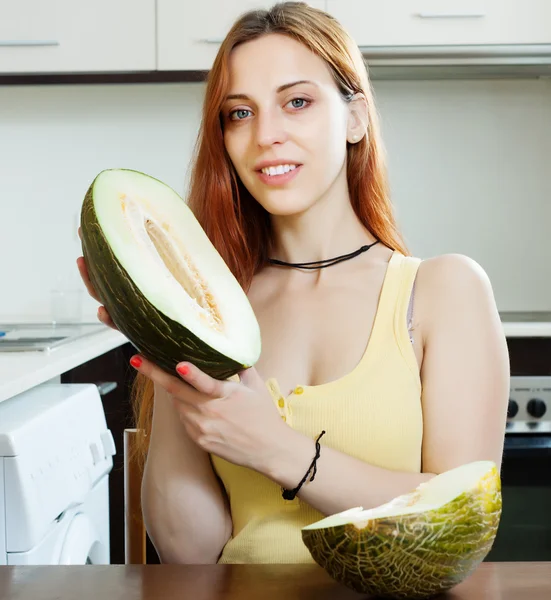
[268,240,380,270]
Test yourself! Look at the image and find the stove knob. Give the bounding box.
[527,398,547,419]
[507,399,518,419]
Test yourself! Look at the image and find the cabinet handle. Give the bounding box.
[95,381,118,396]
[416,12,486,19]
[0,40,60,47]
[198,38,224,44]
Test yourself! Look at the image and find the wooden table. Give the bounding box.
[1,563,550,599]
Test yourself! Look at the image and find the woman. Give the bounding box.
[77,2,510,565]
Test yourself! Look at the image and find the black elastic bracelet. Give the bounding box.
[281,430,326,501]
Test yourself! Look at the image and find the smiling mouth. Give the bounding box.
[257,164,300,177]
[255,164,303,186]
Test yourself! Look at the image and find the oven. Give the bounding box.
[484,332,551,562]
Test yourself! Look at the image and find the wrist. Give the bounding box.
[258,426,320,490]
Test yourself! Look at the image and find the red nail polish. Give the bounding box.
[177,365,189,376]
[130,356,142,368]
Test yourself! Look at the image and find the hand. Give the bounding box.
[76,227,118,330]
[130,354,290,472]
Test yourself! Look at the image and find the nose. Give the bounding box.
[254,107,288,147]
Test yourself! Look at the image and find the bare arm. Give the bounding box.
[141,382,232,563]
[261,254,510,516]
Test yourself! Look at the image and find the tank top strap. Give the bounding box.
[366,251,422,382]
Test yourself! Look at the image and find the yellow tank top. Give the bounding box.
[211,250,423,564]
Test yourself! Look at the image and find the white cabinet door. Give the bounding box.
[0,0,156,74]
[158,0,327,71]
[326,1,551,47]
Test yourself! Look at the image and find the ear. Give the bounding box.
[346,92,369,144]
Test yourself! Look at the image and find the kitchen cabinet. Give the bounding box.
[0,0,156,74]
[325,1,551,48]
[157,0,327,71]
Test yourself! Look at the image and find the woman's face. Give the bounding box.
[222,33,359,217]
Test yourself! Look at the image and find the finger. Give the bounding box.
[76,257,102,303]
[76,257,117,330]
[131,354,191,400]
[175,361,228,399]
[97,306,118,331]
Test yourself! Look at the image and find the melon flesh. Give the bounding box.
[302,460,502,600]
[80,169,261,378]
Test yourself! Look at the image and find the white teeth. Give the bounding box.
[261,164,297,176]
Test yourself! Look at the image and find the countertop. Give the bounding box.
[499,312,551,337]
[0,327,129,403]
[1,563,550,599]
[502,322,551,337]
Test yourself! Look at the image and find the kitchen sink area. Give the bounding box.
[0,322,108,352]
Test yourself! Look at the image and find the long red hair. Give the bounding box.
[130,1,410,469]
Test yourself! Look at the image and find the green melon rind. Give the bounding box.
[80,172,248,380]
[301,468,502,600]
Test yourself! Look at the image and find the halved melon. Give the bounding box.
[80,168,261,379]
[302,460,502,599]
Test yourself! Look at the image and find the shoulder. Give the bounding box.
[416,252,493,293]
[413,253,499,342]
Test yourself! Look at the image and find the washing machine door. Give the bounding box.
[58,513,104,564]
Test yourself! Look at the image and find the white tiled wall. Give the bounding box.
[0,78,550,321]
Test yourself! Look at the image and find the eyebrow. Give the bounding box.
[224,80,317,102]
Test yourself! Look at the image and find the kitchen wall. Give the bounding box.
[1,77,550,322]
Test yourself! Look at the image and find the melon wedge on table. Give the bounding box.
[80,168,261,378]
[302,460,502,600]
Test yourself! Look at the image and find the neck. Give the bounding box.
[269,190,377,267]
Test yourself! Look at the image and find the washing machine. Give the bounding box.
[0,382,116,564]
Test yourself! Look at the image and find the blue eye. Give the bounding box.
[230,109,251,121]
[290,98,307,109]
